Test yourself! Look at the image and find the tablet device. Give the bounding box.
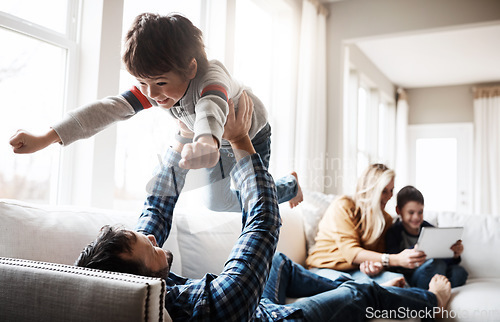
[416,227,464,258]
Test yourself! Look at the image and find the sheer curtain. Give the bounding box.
[395,88,409,190]
[473,86,500,215]
[293,0,328,192]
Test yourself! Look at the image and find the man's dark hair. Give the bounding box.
[75,225,147,276]
[396,185,424,210]
[122,12,208,79]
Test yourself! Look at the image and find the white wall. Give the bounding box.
[348,44,394,100]
[324,0,500,194]
[406,84,474,125]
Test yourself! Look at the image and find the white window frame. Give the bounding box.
[0,1,80,205]
[343,68,396,194]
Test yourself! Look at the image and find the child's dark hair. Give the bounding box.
[396,185,424,210]
[122,13,208,79]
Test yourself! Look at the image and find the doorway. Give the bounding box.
[408,123,473,214]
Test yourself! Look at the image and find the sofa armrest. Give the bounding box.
[0,257,172,322]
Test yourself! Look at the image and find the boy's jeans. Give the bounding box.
[265,253,438,321]
[410,258,468,289]
[201,123,298,212]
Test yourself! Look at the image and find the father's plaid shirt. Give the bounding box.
[135,149,301,321]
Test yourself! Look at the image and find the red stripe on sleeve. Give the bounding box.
[130,86,152,109]
[201,84,228,101]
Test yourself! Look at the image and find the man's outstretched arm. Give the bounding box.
[134,140,190,246]
[135,92,257,247]
[167,91,281,321]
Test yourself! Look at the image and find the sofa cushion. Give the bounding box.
[0,199,182,275]
[174,204,307,279]
[445,278,500,322]
[298,190,336,253]
[437,212,500,278]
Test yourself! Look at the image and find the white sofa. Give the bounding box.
[1,191,500,321]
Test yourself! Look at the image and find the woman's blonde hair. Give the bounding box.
[353,164,395,245]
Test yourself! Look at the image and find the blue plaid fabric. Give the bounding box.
[135,148,301,321]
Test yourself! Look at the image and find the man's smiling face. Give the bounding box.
[120,230,173,279]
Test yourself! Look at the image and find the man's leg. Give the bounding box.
[287,280,439,322]
[350,269,405,285]
[308,267,353,282]
[263,252,349,304]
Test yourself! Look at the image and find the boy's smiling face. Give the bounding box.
[397,201,424,235]
[136,70,192,109]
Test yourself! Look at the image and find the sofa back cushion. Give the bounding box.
[438,212,500,278]
[0,199,182,275]
[174,204,307,279]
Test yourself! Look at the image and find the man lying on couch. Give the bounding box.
[76,95,451,321]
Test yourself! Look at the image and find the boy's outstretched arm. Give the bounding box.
[10,128,61,154]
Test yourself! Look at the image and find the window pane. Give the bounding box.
[234,0,273,108]
[357,87,367,153]
[122,0,202,37]
[378,102,396,167]
[0,0,68,34]
[234,0,294,177]
[416,138,457,212]
[0,27,66,203]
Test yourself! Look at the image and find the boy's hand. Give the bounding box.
[9,129,61,154]
[451,240,464,258]
[179,135,219,169]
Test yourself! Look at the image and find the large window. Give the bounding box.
[233,0,295,179]
[344,68,396,195]
[113,0,296,210]
[0,2,78,203]
[4,0,300,210]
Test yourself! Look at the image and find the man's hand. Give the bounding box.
[223,91,253,144]
[224,91,255,159]
[179,135,220,169]
[9,129,61,154]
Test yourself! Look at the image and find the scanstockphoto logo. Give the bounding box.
[365,306,500,321]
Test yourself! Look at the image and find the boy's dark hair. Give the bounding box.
[75,225,148,276]
[123,13,208,79]
[396,185,424,210]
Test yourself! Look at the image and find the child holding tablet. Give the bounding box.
[386,185,468,289]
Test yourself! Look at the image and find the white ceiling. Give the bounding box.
[354,24,500,88]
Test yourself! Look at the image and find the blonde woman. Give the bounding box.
[306,164,426,284]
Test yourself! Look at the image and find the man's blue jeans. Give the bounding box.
[264,253,438,321]
[201,123,298,212]
[310,266,405,285]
